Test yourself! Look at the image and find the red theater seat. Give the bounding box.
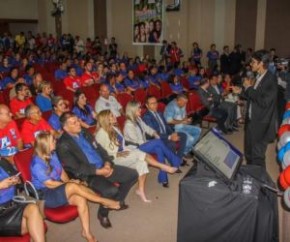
[14,149,79,223]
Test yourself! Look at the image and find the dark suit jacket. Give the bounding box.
[197,87,214,110]
[208,85,223,105]
[56,129,114,181]
[142,110,173,140]
[241,70,278,142]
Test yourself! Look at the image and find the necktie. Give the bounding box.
[154,112,166,134]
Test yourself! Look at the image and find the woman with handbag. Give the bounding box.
[0,158,45,241]
[30,132,120,242]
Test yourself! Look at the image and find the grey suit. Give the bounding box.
[208,85,238,129]
[197,87,228,132]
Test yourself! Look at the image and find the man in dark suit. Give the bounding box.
[56,112,138,228]
[208,74,238,132]
[233,50,278,167]
[143,95,189,163]
[197,78,228,134]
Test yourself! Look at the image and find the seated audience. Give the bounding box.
[64,66,81,92]
[30,72,43,96]
[197,78,228,134]
[96,110,178,202]
[72,90,97,128]
[208,74,238,132]
[22,65,35,86]
[95,84,124,117]
[1,67,18,89]
[80,62,99,86]
[188,67,201,90]
[31,132,120,242]
[21,104,55,147]
[48,96,69,133]
[164,94,201,154]
[0,104,23,164]
[143,96,190,163]
[124,70,140,93]
[0,158,45,241]
[36,81,53,112]
[9,76,31,100]
[124,101,180,188]
[54,62,67,81]
[56,112,138,228]
[10,83,33,119]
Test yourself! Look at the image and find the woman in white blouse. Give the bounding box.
[123,101,182,187]
[95,110,176,202]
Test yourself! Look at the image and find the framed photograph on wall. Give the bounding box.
[133,0,163,45]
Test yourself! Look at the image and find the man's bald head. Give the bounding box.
[0,104,12,126]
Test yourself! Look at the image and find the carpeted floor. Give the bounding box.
[46,126,282,242]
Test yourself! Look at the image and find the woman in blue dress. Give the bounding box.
[31,132,120,242]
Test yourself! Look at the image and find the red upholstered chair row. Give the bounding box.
[14,148,79,223]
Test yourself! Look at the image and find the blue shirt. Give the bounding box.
[0,167,15,204]
[73,132,103,169]
[124,78,140,89]
[188,75,201,89]
[23,74,33,86]
[54,69,67,81]
[0,66,10,73]
[147,74,159,85]
[31,153,63,190]
[72,105,95,126]
[1,76,15,89]
[36,94,52,112]
[207,50,219,60]
[164,100,186,124]
[48,113,61,131]
[115,82,125,92]
[170,83,184,94]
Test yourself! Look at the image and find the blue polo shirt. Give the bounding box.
[1,76,16,89]
[73,132,104,169]
[124,78,140,90]
[0,167,15,205]
[48,113,61,131]
[23,74,33,86]
[31,153,63,190]
[72,105,96,126]
[188,75,201,89]
[170,83,184,94]
[36,94,52,112]
[54,69,67,81]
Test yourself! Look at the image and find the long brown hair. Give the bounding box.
[97,110,119,150]
[34,131,53,173]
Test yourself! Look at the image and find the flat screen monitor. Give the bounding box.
[192,129,243,181]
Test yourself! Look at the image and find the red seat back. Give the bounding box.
[160,82,173,98]
[134,88,147,106]
[14,148,34,182]
[147,85,161,100]
[116,93,133,109]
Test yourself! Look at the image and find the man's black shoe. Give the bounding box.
[97,214,112,229]
[119,203,129,211]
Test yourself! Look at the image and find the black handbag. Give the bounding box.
[0,202,26,236]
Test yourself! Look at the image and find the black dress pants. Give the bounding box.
[244,121,268,167]
[88,165,138,217]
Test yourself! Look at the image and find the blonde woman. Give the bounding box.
[124,101,182,188]
[31,132,120,242]
[96,110,177,201]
